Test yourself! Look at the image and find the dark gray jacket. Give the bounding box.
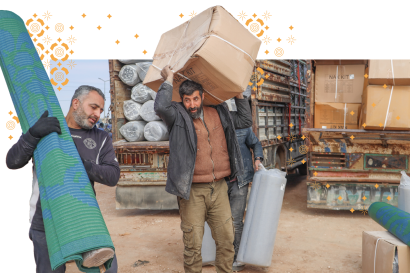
[154,82,252,200]
[235,127,263,188]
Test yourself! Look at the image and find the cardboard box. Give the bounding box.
[315,60,368,65]
[143,6,261,105]
[314,103,361,129]
[362,85,410,130]
[362,231,410,273]
[315,65,366,103]
[369,60,410,85]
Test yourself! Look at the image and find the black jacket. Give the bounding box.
[154,82,252,200]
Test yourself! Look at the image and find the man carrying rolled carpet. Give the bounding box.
[6,85,120,273]
[154,66,252,273]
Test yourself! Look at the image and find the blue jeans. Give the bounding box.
[226,181,249,261]
[29,228,118,273]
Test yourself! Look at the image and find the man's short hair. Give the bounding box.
[179,80,204,98]
[70,85,105,107]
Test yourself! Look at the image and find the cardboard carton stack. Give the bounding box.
[314,61,365,129]
[361,60,410,130]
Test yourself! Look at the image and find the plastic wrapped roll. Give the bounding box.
[119,64,140,86]
[140,100,161,122]
[131,83,153,104]
[118,60,145,64]
[119,121,147,142]
[135,62,152,82]
[149,90,157,100]
[144,121,169,141]
[123,100,143,121]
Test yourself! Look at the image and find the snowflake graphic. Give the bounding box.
[67,60,76,69]
[42,35,52,45]
[189,11,197,18]
[287,35,296,45]
[67,35,77,45]
[360,210,368,215]
[43,11,52,21]
[43,59,50,70]
[286,156,296,167]
[238,11,247,21]
[311,182,321,191]
[262,35,272,45]
[262,11,271,21]
[289,132,296,142]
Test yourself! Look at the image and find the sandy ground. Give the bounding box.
[67,174,385,273]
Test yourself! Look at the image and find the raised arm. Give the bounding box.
[154,65,177,129]
[229,94,252,129]
[6,110,61,169]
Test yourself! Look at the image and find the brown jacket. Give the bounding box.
[192,106,231,182]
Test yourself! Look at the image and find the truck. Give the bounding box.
[109,59,309,210]
[303,60,410,210]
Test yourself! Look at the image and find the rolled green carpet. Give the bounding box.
[368,202,410,246]
[0,10,114,272]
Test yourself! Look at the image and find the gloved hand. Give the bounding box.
[29,110,62,139]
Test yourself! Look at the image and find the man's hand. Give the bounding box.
[255,160,261,171]
[235,93,244,99]
[29,110,62,139]
[161,65,174,83]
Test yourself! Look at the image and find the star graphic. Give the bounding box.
[289,123,294,128]
[107,14,112,19]
[301,135,306,140]
[70,25,74,30]
[69,50,74,54]
[364,74,368,78]
[375,184,379,189]
[45,26,49,30]
[97,25,102,30]
[289,25,294,30]
[134,34,139,39]
[350,208,355,213]
[115,40,120,44]
[277,38,281,42]
[33,13,37,18]
[326,184,330,188]
[57,86,62,91]
[143,50,147,54]
[289,147,294,152]
[57,37,62,42]
[350,111,355,115]
[252,13,257,18]
[362,196,367,201]
[277,135,282,140]
[265,50,269,54]
[301,159,306,164]
[387,196,391,201]
[362,123,366,128]
[383,84,387,88]
[350,135,355,140]
[397,116,400,120]
[372,103,376,107]
[82,13,86,18]
[8,135,13,140]
[179,13,184,18]
[8,111,12,115]
[338,196,342,201]
[313,171,318,176]
[265,26,269,30]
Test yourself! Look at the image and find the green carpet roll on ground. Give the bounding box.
[368,202,410,246]
[0,10,114,272]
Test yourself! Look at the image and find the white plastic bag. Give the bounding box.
[123,100,143,121]
[119,64,140,86]
[131,84,153,104]
[398,171,410,213]
[140,100,161,122]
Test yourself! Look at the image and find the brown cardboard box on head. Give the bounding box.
[362,85,410,130]
[143,6,261,105]
[314,103,361,129]
[362,231,410,273]
[315,65,366,103]
[369,60,410,86]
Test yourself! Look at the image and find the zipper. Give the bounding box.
[201,118,216,181]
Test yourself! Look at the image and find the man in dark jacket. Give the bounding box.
[6,85,120,273]
[154,66,252,273]
[229,127,263,271]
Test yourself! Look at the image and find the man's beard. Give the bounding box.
[185,101,203,119]
[73,103,98,129]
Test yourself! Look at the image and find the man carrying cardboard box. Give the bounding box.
[154,66,252,273]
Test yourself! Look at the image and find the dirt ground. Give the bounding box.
[67,174,385,273]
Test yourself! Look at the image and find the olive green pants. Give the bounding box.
[178,179,235,273]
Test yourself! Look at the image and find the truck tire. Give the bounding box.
[298,165,307,175]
